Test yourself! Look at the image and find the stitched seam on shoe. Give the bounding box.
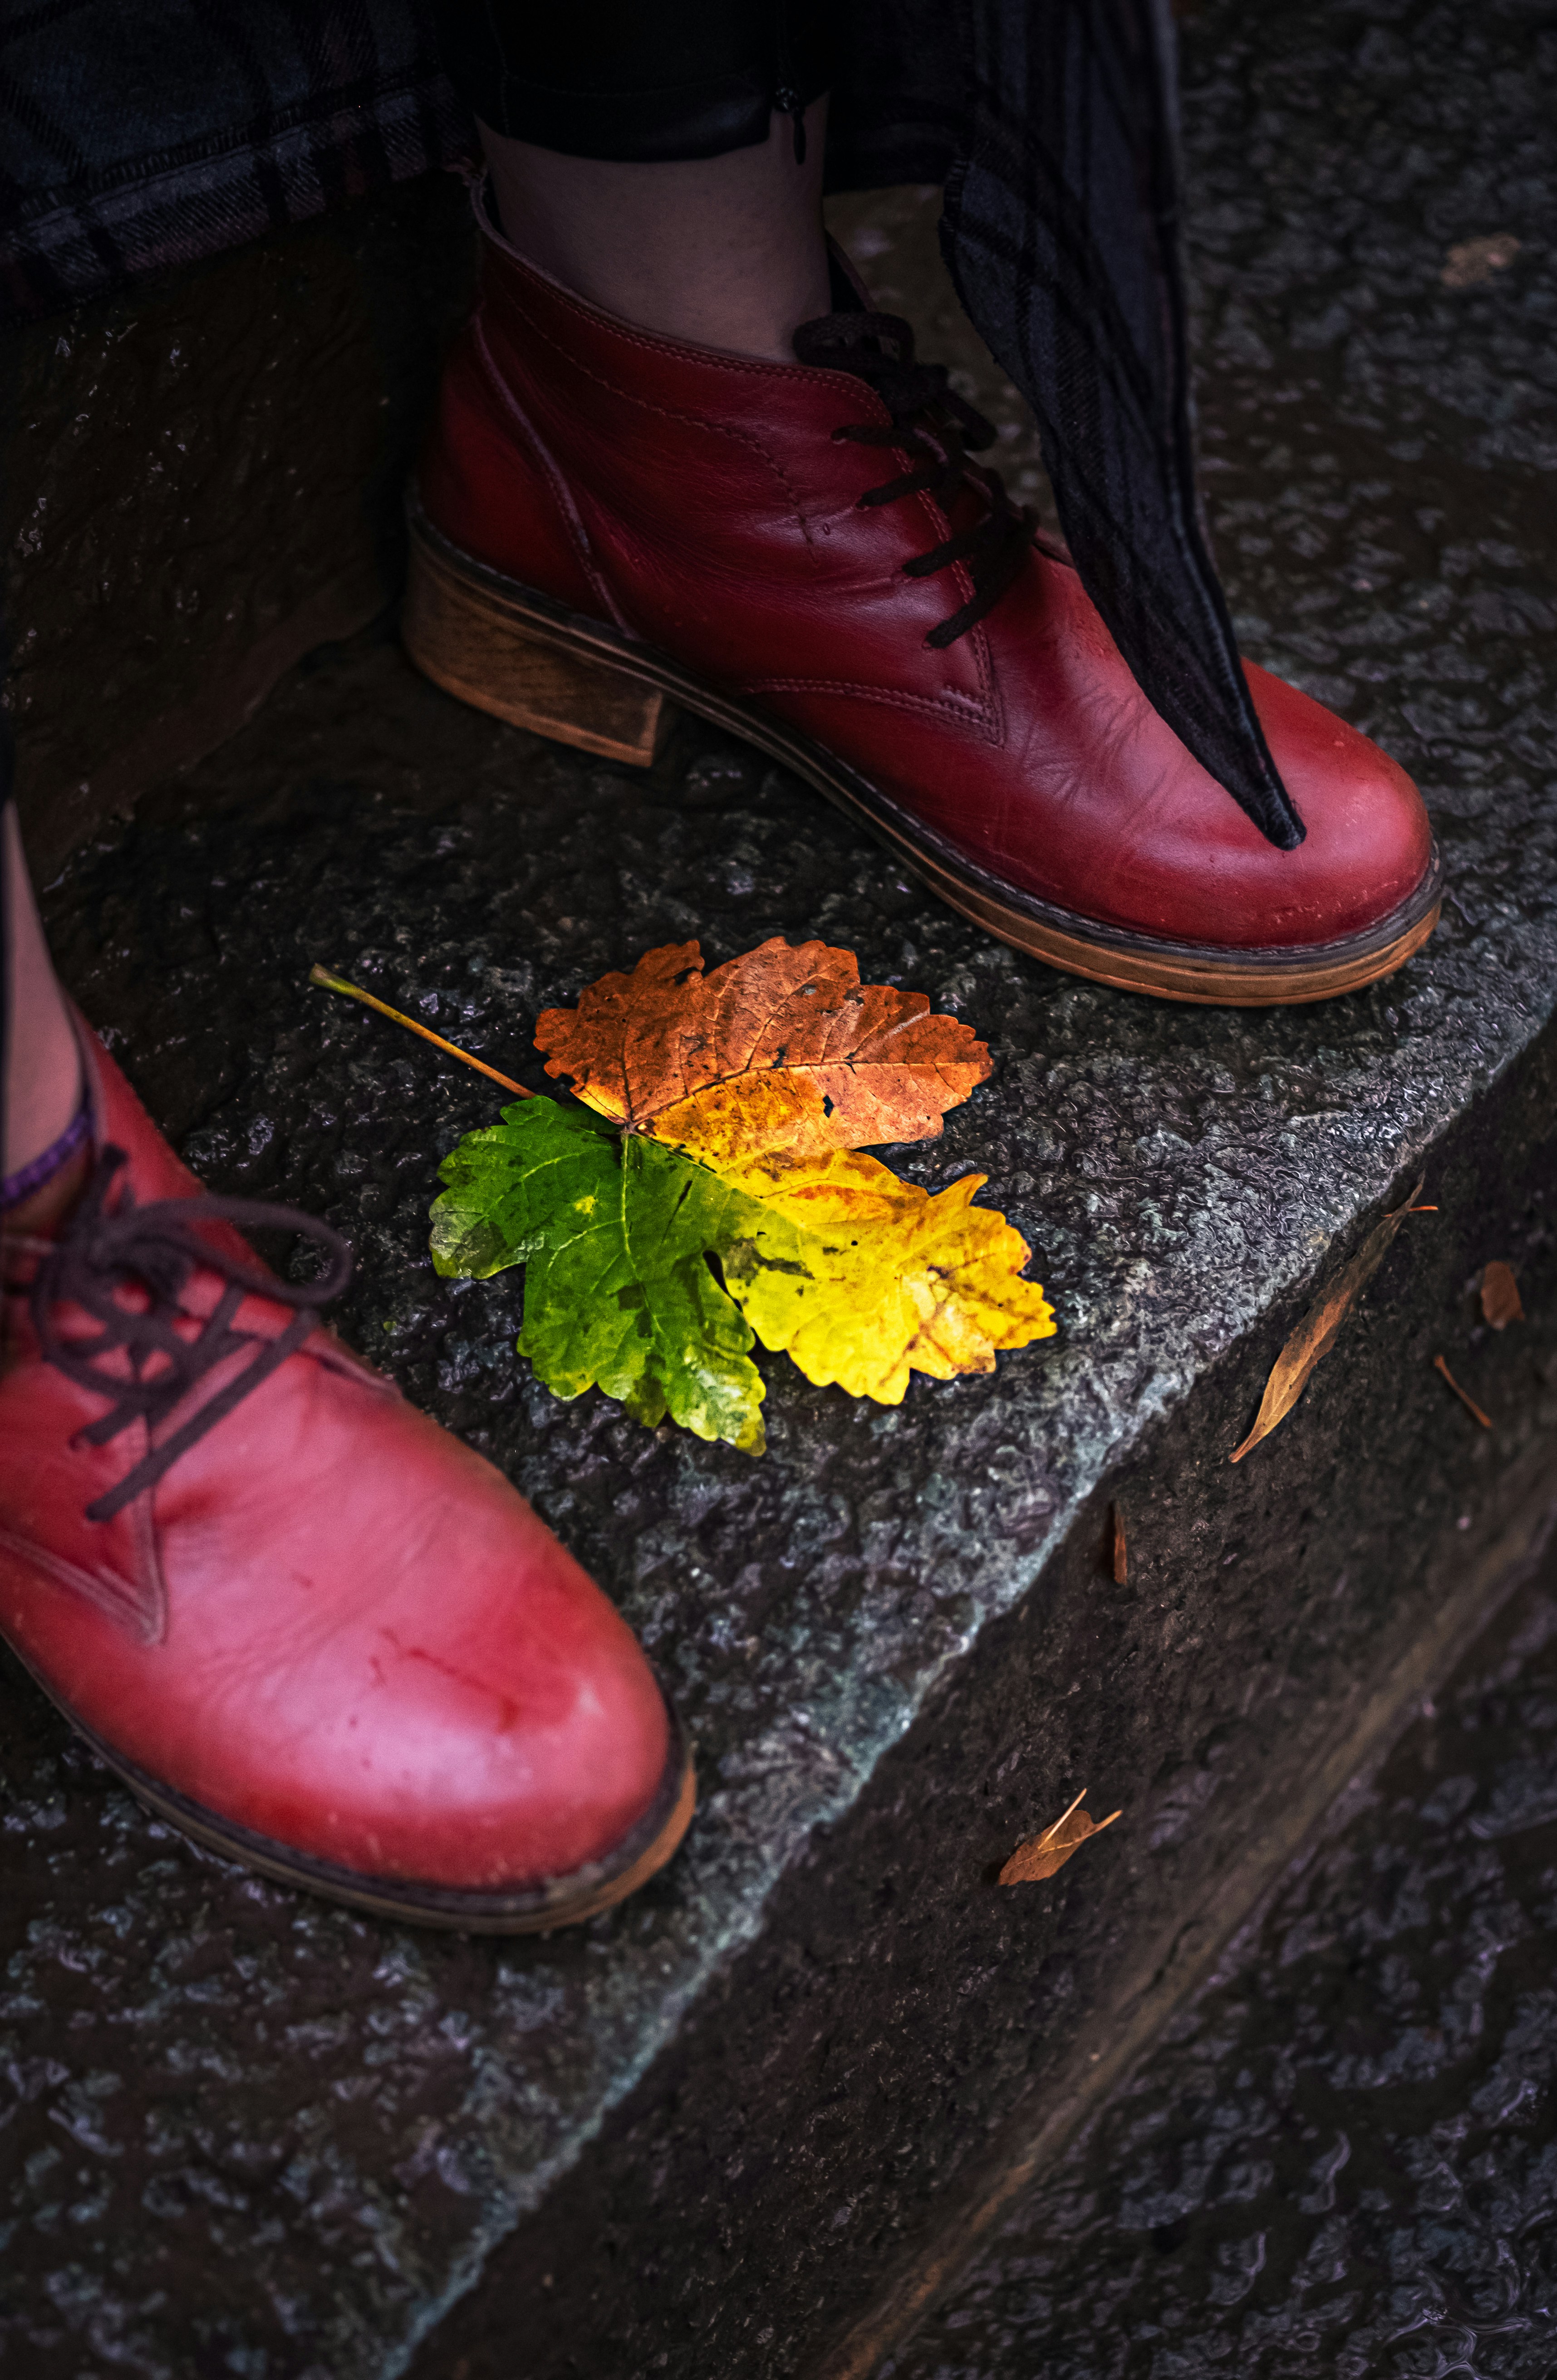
[128,1482,167,1646]
[735,677,995,726]
[482,273,1002,731]
[471,311,631,630]
[485,236,889,404]
[888,464,1000,731]
[970,618,1002,744]
[493,299,819,553]
[0,1519,161,1645]
[899,478,990,707]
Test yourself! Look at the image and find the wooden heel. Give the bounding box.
[403,525,675,768]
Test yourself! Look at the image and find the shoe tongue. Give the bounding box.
[791,309,921,391]
[827,244,868,313]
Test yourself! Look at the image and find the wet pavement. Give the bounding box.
[882,1544,1557,2380]
[2,0,1556,2370]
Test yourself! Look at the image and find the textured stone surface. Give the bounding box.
[1,174,475,878]
[2,0,1556,2373]
[883,1551,1557,2380]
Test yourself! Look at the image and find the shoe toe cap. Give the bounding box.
[263,1486,675,1894]
[74,1412,679,1900]
[1243,662,1435,942]
[1103,665,1435,951]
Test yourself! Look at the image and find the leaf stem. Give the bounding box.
[309,967,534,1098]
[1434,1352,1492,1430]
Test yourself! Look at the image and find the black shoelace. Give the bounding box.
[28,1146,352,1526]
[793,311,1037,649]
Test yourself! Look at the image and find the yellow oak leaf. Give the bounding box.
[717,1146,1056,1402]
[534,937,990,1164]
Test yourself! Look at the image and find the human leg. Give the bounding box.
[440,0,831,357]
[1,801,87,1229]
[479,103,829,363]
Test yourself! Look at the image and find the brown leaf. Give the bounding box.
[1111,1504,1128,1586]
[1480,1261,1524,1330]
[1441,232,1521,288]
[1434,1354,1493,1430]
[1230,1178,1429,1462]
[534,938,991,1163]
[998,1788,1121,1887]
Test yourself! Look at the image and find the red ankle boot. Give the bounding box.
[406,204,1438,1006]
[0,1024,693,1929]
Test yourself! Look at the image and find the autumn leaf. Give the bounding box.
[999,1789,1120,1887]
[1230,1178,1430,1463]
[717,1147,1055,1401]
[339,935,1056,1453]
[1480,1262,1523,1330]
[431,1099,766,1450]
[535,937,991,1164]
[428,1095,595,1280]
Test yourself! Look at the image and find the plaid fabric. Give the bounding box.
[0,0,476,326]
[0,0,1291,840]
[944,0,1299,845]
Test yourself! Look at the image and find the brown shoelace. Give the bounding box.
[793,310,1037,649]
[28,1146,352,1525]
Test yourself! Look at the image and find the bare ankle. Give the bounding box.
[3,803,87,1218]
[480,100,833,362]
[4,1140,92,1240]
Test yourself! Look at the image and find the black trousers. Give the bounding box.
[435,0,835,161]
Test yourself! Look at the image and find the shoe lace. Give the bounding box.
[793,310,1036,650]
[26,1146,353,1526]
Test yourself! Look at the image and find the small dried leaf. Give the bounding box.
[1230,1178,1428,1462]
[1480,1262,1523,1330]
[998,1789,1121,1887]
[1111,1505,1128,1585]
[1434,1353,1493,1431]
[1441,232,1521,288]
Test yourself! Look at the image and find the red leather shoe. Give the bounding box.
[405,204,1439,1006]
[0,1023,693,1930]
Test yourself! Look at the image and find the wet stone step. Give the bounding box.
[880,1541,1557,2380]
[3,0,1556,2371]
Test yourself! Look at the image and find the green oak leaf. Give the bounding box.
[430,1099,766,1452]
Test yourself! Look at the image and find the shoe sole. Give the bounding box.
[10,1634,697,1933]
[402,497,1441,1008]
